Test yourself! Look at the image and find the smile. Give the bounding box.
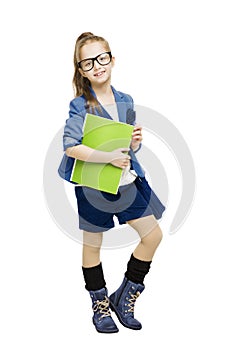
[94,71,105,77]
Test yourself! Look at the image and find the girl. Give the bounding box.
[58,32,165,333]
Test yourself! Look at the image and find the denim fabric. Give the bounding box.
[134,177,166,219]
[89,288,119,333]
[74,180,154,232]
[58,86,145,182]
[109,277,145,330]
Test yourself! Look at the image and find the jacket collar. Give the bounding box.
[89,85,127,123]
[111,85,124,103]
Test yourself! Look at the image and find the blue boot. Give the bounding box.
[109,277,145,330]
[89,288,119,333]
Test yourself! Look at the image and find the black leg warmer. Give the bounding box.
[125,254,152,285]
[82,262,106,291]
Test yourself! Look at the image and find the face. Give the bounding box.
[79,41,115,87]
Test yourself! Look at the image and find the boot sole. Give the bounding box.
[93,319,119,334]
[109,302,142,330]
[95,328,119,334]
[93,322,119,334]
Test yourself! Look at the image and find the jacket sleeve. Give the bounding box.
[63,99,85,151]
[126,95,142,154]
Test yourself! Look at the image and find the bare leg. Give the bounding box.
[109,215,162,330]
[127,215,163,261]
[82,231,103,268]
[81,231,118,333]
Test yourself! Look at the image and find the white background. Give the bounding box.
[1,0,239,349]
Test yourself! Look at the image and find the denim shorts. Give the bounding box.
[74,177,165,233]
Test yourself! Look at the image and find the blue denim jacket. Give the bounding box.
[58,86,145,182]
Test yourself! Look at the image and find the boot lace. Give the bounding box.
[93,296,111,319]
[126,291,141,313]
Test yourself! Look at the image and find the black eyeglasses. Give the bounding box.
[77,52,112,72]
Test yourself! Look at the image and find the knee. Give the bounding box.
[83,231,103,249]
[153,224,163,246]
[83,244,101,255]
[142,224,163,248]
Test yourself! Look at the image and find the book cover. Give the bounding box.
[71,113,134,194]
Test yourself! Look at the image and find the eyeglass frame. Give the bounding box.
[77,51,112,72]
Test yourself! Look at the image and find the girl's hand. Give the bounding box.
[109,148,131,169]
[131,125,143,151]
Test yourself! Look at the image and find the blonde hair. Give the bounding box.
[72,32,111,112]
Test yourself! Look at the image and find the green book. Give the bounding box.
[71,113,134,194]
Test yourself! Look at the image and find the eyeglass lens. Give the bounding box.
[79,52,111,71]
